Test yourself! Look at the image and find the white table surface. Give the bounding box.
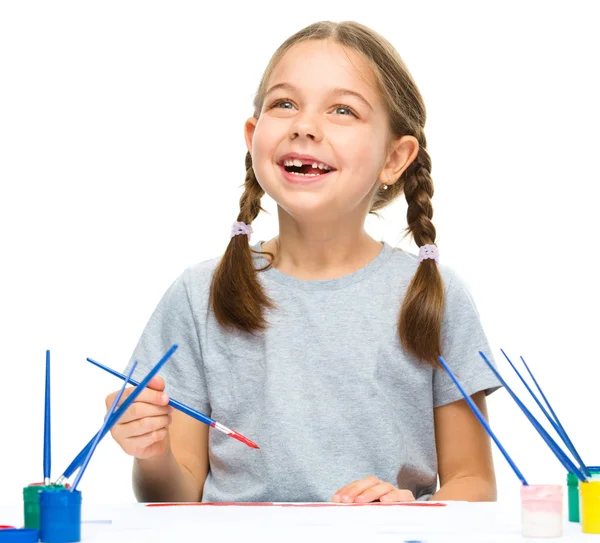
[1,501,598,542]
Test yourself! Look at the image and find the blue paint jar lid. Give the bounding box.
[0,528,39,542]
[39,487,81,506]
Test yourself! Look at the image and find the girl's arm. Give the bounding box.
[133,409,209,502]
[432,391,497,501]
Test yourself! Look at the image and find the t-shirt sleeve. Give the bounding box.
[433,269,501,408]
[124,268,210,415]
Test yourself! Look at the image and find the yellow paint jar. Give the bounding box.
[580,479,600,534]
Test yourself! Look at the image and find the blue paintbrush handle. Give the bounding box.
[59,345,178,481]
[86,357,215,427]
[70,361,138,491]
[438,356,528,485]
[44,349,51,483]
[479,351,586,482]
[519,354,591,478]
[501,349,590,478]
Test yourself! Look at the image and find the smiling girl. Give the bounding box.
[108,20,500,504]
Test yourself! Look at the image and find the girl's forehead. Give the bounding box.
[269,40,378,95]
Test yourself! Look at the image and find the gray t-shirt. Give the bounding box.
[126,241,500,502]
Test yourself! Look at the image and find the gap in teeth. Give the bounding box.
[283,159,331,171]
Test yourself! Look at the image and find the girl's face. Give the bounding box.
[245,40,412,224]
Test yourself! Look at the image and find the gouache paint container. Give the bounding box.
[23,483,65,530]
[39,487,81,543]
[580,478,600,534]
[567,466,600,522]
[520,484,563,538]
[0,526,39,542]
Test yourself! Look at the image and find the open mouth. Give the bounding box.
[280,162,337,178]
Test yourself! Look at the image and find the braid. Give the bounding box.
[239,152,266,224]
[404,148,435,246]
[398,143,445,366]
[209,151,275,333]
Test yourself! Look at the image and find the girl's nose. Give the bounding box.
[289,113,323,142]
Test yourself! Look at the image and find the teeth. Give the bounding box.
[282,159,332,171]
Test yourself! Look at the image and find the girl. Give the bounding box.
[107,20,500,504]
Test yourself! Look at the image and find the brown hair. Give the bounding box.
[210,21,444,366]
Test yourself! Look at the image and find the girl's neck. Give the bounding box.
[260,226,383,281]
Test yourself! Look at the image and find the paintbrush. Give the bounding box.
[86,356,259,450]
[44,349,51,485]
[479,351,586,481]
[56,345,178,485]
[70,362,138,491]
[501,349,590,478]
[438,355,528,485]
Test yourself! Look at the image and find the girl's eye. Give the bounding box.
[270,99,357,118]
[272,99,295,110]
[333,105,357,117]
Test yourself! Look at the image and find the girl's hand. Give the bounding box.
[331,476,415,503]
[106,375,173,460]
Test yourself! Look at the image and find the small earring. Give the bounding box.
[382,183,388,190]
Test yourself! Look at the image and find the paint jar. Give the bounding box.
[23,483,65,530]
[39,488,81,543]
[580,479,600,534]
[0,527,39,542]
[520,484,563,538]
[567,466,600,522]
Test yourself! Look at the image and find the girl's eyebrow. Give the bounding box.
[265,82,373,112]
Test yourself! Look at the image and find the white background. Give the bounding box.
[0,1,598,507]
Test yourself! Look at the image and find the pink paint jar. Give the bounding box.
[521,484,563,538]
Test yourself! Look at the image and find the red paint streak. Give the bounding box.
[147,502,275,507]
[0,525,16,529]
[229,430,260,449]
[146,502,446,508]
[209,421,259,448]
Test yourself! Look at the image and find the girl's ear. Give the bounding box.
[244,117,258,155]
[380,134,419,184]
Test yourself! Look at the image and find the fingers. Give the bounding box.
[123,427,171,459]
[105,385,170,420]
[116,414,171,439]
[379,489,415,502]
[116,401,171,425]
[332,475,380,503]
[104,376,173,460]
[332,476,415,504]
[147,376,166,391]
[112,412,173,458]
[354,482,397,503]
